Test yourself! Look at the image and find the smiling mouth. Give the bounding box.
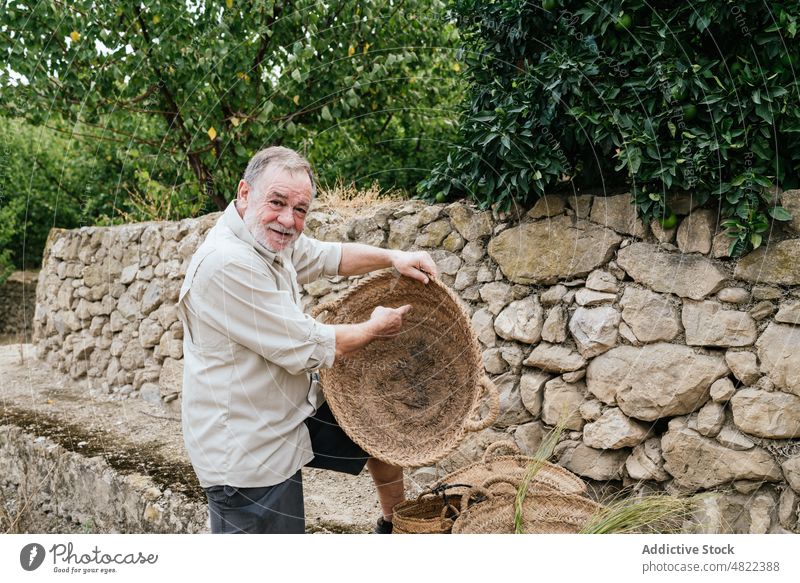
[269,228,295,240]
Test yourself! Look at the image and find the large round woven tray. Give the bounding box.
[435,441,587,495]
[311,270,499,467]
[451,476,604,534]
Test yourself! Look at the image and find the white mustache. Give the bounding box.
[268,225,296,236]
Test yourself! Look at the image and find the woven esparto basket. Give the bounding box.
[436,440,587,495]
[392,484,465,534]
[451,475,604,534]
[311,269,499,467]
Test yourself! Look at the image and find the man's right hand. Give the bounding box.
[368,304,412,338]
[332,304,412,359]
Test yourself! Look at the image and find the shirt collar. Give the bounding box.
[222,200,291,265]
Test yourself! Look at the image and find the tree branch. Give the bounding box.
[132,6,227,211]
[252,3,287,78]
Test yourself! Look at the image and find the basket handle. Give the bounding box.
[309,298,342,319]
[459,485,492,513]
[482,440,522,463]
[439,502,460,522]
[480,474,521,493]
[458,475,520,514]
[463,376,500,433]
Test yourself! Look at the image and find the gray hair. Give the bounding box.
[242,146,317,198]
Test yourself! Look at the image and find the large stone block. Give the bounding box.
[734,239,800,285]
[558,442,628,481]
[494,372,534,427]
[494,297,543,343]
[479,282,513,315]
[586,343,728,421]
[519,370,550,417]
[626,438,670,481]
[568,306,620,358]
[682,300,757,347]
[695,401,725,437]
[387,214,421,250]
[619,287,680,343]
[583,407,649,449]
[541,306,567,343]
[589,193,647,238]
[676,209,716,255]
[523,343,586,373]
[775,300,800,325]
[541,378,587,431]
[730,388,800,439]
[724,350,760,386]
[488,216,622,284]
[470,308,496,348]
[138,318,164,349]
[119,341,147,371]
[616,242,725,300]
[446,204,493,241]
[527,194,566,219]
[415,219,451,248]
[661,421,782,491]
[585,269,618,293]
[756,322,800,395]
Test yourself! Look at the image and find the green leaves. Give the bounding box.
[2,0,462,211]
[419,0,799,253]
[768,206,793,221]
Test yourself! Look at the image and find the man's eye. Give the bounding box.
[268,200,284,208]
[295,208,308,216]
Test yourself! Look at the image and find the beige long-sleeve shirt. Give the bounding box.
[177,202,341,488]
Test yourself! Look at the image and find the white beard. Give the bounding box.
[243,209,297,252]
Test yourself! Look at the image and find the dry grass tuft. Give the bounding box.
[314,180,407,217]
[514,418,568,533]
[579,492,705,534]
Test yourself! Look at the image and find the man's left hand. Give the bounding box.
[392,251,438,284]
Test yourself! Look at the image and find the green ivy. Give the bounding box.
[420,0,799,255]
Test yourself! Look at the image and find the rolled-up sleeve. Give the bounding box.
[198,259,336,374]
[292,234,342,285]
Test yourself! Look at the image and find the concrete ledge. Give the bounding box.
[0,422,208,533]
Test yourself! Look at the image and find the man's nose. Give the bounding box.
[275,206,295,228]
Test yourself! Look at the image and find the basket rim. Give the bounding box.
[451,489,604,534]
[434,455,587,495]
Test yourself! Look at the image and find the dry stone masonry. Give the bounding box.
[32,190,800,533]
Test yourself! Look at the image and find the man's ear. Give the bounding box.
[236,180,250,211]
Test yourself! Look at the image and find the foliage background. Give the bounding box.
[4,0,800,279]
[420,0,799,255]
[1,0,464,275]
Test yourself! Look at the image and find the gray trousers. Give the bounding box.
[205,470,305,534]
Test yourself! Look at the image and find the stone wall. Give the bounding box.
[0,424,207,533]
[0,271,37,339]
[32,191,800,533]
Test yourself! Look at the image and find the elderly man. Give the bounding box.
[178,146,437,534]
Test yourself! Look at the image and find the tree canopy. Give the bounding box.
[2,1,462,211]
[1,1,464,275]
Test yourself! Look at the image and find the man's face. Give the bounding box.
[238,167,312,252]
